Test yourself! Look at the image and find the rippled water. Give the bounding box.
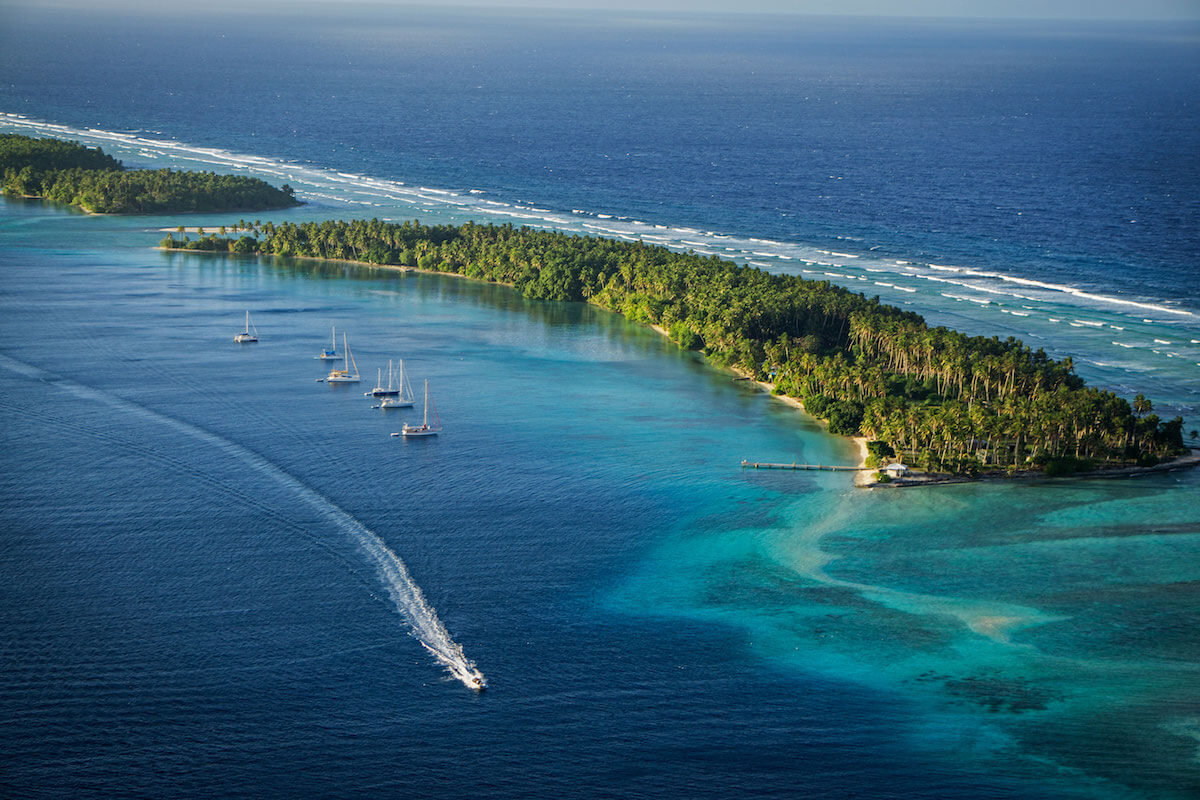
[2,6,1199,797]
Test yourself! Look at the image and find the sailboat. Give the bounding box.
[234,311,258,343]
[314,326,339,360]
[373,360,415,408]
[324,333,360,383]
[366,359,401,397]
[400,380,441,436]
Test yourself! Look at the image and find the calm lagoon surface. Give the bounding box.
[1,6,1199,798]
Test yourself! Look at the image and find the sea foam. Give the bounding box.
[4,111,1197,337]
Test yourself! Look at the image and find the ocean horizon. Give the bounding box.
[2,5,1199,798]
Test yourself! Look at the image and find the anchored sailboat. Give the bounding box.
[400,380,441,437]
[234,311,258,343]
[366,359,401,398]
[314,326,339,360]
[373,360,415,408]
[324,333,360,383]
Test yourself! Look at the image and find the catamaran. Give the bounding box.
[324,333,360,383]
[314,326,339,360]
[400,380,441,436]
[373,360,415,408]
[234,311,258,343]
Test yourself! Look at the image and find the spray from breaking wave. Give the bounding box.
[0,353,486,691]
[6,112,1198,387]
[6,111,1197,329]
[5,112,1198,320]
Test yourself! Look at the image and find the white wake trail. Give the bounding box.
[0,353,486,691]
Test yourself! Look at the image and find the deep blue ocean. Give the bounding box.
[1,5,1199,798]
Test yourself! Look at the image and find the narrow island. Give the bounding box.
[161,217,1192,481]
[1,134,299,214]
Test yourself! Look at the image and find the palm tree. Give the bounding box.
[1133,393,1152,417]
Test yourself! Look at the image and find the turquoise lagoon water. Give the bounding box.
[2,200,1197,798]
[3,6,1200,798]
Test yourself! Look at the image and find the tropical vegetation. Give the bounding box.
[1,134,299,214]
[161,217,1187,475]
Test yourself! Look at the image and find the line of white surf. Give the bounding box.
[4,112,1196,325]
[0,352,486,691]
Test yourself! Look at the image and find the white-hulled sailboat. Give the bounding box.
[373,360,415,409]
[399,380,441,436]
[234,311,258,343]
[324,333,360,383]
[314,326,339,360]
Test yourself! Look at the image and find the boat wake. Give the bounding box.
[0,352,486,691]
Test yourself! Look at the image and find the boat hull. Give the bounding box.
[401,426,440,437]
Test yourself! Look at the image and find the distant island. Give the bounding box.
[164,218,1187,478]
[1,134,299,214]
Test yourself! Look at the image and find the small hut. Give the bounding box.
[883,463,910,479]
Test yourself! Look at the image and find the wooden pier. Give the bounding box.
[741,460,866,472]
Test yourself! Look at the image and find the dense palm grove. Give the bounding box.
[1,134,298,214]
[166,218,1186,475]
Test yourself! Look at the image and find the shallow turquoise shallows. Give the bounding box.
[2,201,1197,799]
[2,6,1199,798]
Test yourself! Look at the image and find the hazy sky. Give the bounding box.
[8,0,1200,20]
[408,0,1200,20]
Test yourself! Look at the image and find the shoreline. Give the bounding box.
[697,336,875,487]
[158,244,441,280]
[874,448,1200,489]
[159,244,1195,487]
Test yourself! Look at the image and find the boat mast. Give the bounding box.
[400,360,411,400]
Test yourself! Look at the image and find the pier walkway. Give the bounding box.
[741,460,867,472]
